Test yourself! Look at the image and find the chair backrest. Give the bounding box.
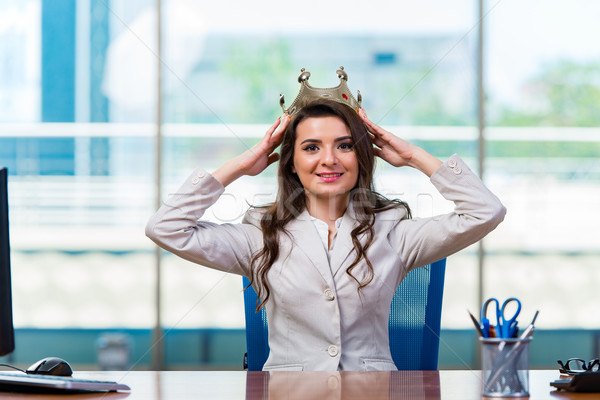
[242,276,269,371]
[388,258,446,370]
[242,258,446,371]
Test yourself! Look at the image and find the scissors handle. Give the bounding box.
[480,298,501,338]
[499,298,521,338]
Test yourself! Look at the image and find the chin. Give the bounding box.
[309,186,352,198]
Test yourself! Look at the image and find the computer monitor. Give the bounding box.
[0,167,15,356]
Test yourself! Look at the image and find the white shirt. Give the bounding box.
[310,216,343,258]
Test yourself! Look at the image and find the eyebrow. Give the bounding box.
[300,136,353,145]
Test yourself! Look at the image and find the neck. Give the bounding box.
[305,192,349,223]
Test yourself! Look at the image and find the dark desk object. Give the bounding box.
[551,371,600,393]
[0,371,130,394]
[242,258,447,371]
[1,370,595,399]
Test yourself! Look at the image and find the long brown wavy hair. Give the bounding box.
[248,99,411,310]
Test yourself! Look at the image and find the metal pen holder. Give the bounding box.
[480,337,532,397]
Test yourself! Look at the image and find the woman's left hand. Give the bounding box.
[359,109,442,176]
[359,109,415,167]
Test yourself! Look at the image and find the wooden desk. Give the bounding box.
[0,370,596,399]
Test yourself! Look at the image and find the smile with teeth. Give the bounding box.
[317,172,343,182]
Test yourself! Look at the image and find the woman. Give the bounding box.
[146,99,506,371]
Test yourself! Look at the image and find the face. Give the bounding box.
[292,116,359,203]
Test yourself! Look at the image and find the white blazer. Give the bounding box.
[145,155,506,371]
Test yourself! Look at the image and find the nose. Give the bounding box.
[321,146,338,166]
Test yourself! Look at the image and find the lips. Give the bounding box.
[317,173,343,177]
[317,172,343,182]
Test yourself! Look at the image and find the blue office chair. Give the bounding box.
[242,258,446,371]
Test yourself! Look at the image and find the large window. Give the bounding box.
[1,0,599,362]
[482,0,600,328]
[157,0,479,330]
[1,0,157,328]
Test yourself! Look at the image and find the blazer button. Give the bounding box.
[191,177,200,185]
[448,158,457,168]
[324,288,335,301]
[327,345,339,357]
[452,166,462,175]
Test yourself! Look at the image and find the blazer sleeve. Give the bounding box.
[144,167,261,277]
[388,154,506,271]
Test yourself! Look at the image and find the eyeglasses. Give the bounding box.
[557,358,600,375]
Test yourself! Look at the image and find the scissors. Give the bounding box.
[480,297,521,338]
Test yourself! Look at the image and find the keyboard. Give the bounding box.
[0,371,131,393]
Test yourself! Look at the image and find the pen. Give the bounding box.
[519,310,539,340]
[468,310,485,337]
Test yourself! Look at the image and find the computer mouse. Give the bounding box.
[26,357,73,376]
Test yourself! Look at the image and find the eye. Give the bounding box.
[302,144,319,152]
[338,142,354,150]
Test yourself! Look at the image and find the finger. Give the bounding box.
[271,115,289,141]
[267,114,290,145]
[370,134,386,149]
[263,117,281,141]
[279,113,291,130]
[363,118,387,139]
[369,133,385,150]
[361,111,393,140]
[359,108,369,121]
[256,117,284,156]
[361,114,376,131]
[372,146,384,159]
[266,152,280,166]
[266,128,287,155]
[260,117,286,150]
[360,108,380,131]
[370,123,393,140]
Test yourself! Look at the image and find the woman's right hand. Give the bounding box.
[212,115,290,186]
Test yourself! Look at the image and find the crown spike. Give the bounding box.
[298,68,311,83]
[279,93,286,112]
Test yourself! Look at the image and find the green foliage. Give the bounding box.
[488,141,600,158]
[494,59,600,127]
[221,40,295,123]
[374,65,474,126]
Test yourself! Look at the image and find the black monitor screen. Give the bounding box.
[0,167,14,356]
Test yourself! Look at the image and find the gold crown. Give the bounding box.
[279,66,362,115]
